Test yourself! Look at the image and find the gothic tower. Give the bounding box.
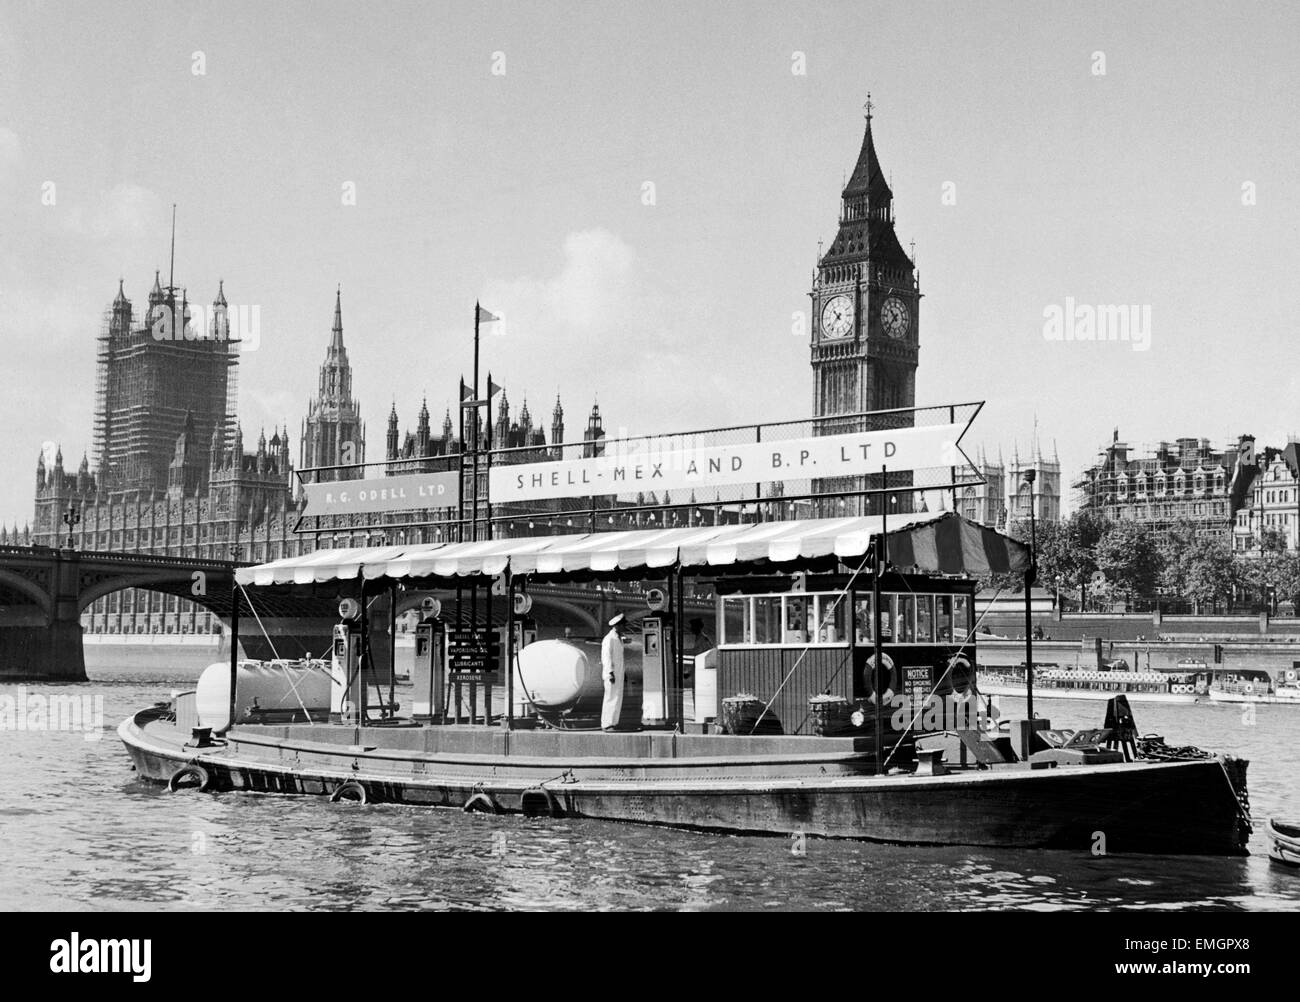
[300,287,365,481]
[810,101,920,424]
[551,394,565,459]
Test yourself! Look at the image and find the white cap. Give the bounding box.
[608,613,626,627]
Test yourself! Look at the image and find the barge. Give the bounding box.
[119,512,1253,855]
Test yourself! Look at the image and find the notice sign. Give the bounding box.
[301,470,459,518]
[489,423,965,504]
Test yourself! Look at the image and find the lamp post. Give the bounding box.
[1023,469,1037,719]
[63,504,81,550]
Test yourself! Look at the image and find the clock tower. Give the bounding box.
[810,101,921,513]
[810,101,920,425]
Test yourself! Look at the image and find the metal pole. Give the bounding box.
[1025,470,1037,720]
[388,581,397,717]
[674,567,686,727]
[470,307,480,720]
[503,569,515,730]
[486,371,494,541]
[229,582,240,729]
[874,464,887,775]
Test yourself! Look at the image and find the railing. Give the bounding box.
[292,402,986,541]
[0,544,245,569]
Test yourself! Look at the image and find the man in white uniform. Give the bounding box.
[600,613,626,731]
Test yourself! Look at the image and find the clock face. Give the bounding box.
[821,295,854,339]
[881,297,910,339]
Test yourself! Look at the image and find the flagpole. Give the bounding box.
[470,304,481,723]
[486,370,494,542]
[472,302,481,544]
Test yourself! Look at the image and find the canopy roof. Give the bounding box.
[236,512,1030,588]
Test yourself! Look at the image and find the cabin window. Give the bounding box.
[879,595,895,641]
[784,595,811,643]
[953,595,971,639]
[895,595,916,643]
[753,596,782,644]
[854,595,874,643]
[815,595,847,643]
[935,595,954,641]
[721,595,749,645]
[915,595,935,643]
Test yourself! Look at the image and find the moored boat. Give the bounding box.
[118,512,1254,856]
[977,663,1201,704]
[1266,818,1300,868]
[1208,668,1300,705]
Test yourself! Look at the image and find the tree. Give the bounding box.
[1158,518,1201,606]
[1182,538,1237,613]
[1049,511,1109,607]
[1095,520,1162,606]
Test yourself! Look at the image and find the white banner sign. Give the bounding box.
[302,470,459,517]
[489,423,966,504]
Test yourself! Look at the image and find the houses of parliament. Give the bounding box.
[12,106,1012,636]
[24,280,608,636]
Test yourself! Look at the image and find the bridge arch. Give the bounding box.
[0,566,53,618]
[76,571,230,617]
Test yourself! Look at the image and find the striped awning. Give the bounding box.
[235,512,1029,586]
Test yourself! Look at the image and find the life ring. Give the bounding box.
[863,652,895,696]
[167,764,212,793]
[463,791,500,814]
[1244,684,1254,694]
[330,780,367,804]
[520,787,563,818]
[1286,670,1297,682]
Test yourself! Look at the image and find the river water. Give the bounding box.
[1,647,1298,911]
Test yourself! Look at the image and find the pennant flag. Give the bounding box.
[488,376,502,398]
[1227,435,1259,526]
[460,379,473,402]
[477,305,499,323]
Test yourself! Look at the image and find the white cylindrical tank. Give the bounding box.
[513,638,644,714]
[514,640,603,711]
[195,660,334,733]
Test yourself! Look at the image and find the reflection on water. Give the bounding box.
[0,649,1297,911]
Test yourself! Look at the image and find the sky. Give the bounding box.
[1,0,1297,527]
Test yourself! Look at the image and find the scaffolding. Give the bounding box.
[89,286,241,499]
[1072,434,1240,540]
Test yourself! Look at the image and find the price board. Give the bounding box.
[448,628,501,677]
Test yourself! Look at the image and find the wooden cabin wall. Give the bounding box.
[718,647,856,736]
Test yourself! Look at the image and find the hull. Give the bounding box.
[978,681,1199,705]
[1208,689,1300,705]
[119,708,1251,855]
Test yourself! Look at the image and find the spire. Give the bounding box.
[113,278,127,307]
[149,269,163,302]
[214,278,227,307]
[331,285,343,350]
[842,97,892,202]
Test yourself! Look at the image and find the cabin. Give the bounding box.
[713,572,978,742]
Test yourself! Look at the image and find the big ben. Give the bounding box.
[811,100,919,417]
[810,101,920,512]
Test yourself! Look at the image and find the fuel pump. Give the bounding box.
[640,588,675,727]
[331,597,364,724]
[411,597,445,722]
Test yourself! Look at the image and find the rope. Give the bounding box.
[882,581,1006,769]
[237,583,316,725]
[746,550,873,735]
